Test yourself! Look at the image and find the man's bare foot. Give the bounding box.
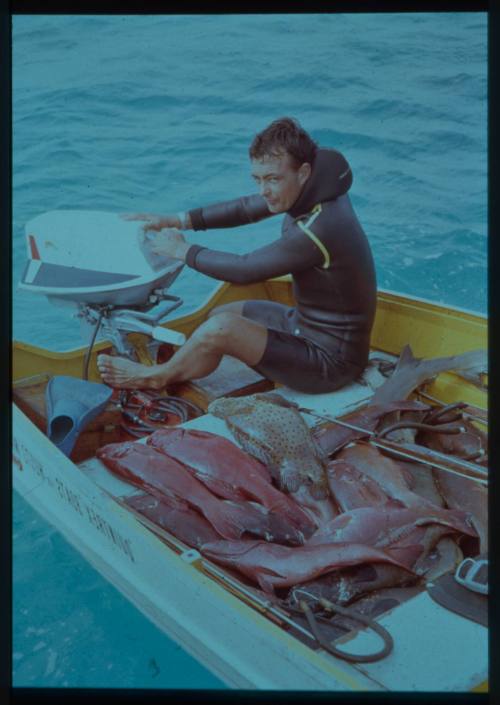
[97,354,166,390]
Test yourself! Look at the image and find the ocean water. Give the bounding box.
[12,13,487,689]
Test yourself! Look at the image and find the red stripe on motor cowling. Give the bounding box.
[28,234,40,260]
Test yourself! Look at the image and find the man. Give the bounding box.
[97,117,377,394]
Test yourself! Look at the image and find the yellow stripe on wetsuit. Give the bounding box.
[296,204,330,269]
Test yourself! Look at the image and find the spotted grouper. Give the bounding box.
[208,392,329,499]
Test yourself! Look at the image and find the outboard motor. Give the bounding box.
[18,210,187,362]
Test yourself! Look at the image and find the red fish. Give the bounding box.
[125,492,220,548]
[339,442,487,550]
[307,504,474,545]
[287,562,419,608]
[147,427,316,538]
[326,460,391,511]
[313,400,430,457]
[336,442,433,509]
[98,441,300,543]
[417,417,487,464]
[306,504,475,569]
[432,467,488,552]
[286,484,339,528]
[148,427,272,487]
[382,523,454,571]
[200,539,414,593]
[386,458,446,507]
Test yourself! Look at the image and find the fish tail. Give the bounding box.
[203,503,246,540]
[385,543,424,570]
[285,499,317,529]
[256,572,277,594]
[267,513,305,546]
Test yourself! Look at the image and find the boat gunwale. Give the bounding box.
[12,280,487,359]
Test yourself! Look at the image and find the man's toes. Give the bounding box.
[97,355,115,368]
[98,359,115,372]
[99,368,114,380]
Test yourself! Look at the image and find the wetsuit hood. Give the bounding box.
[287,148,353,218]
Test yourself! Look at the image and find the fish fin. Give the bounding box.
[267,513,305,546]
[219,501,301,545]
[386,543,424,571]
[204,504,247,540]
[209,398,255,418]
[255,567,284,593]
[312,436,331,462]
[256,392,300,409]
[246,501,267,514]
[263,460,280,485]
[384,498,406,510]
[222,502,273,542]
[308,479,330,501]
[394,345,419,373]
[281,470,301,494]
[226,422,272,466]
[197,473,246,500]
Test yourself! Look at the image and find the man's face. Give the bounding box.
[250,151,311,213]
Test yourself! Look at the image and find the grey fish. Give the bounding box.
[371,345,487,405]
[386,458,446,507]
[413,536,463,581]
[432,466,488,553]
[208,392,329,499]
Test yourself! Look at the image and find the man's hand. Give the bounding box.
[121,213,182,231]
[147,228,191,262]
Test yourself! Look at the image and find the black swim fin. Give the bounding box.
[45,375,113,457]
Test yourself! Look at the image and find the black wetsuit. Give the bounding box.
[185,148,377,394]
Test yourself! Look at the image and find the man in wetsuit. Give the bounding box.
[97,117,377,393]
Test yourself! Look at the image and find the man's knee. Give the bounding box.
[207,301,246,318]
[194,312,241,351]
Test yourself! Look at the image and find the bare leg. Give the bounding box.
[207,301,246,318]
[97,312,268,390]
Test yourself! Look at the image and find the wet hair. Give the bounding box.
[249,117,318,169]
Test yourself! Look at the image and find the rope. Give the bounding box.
[298,598,394,663]
[424,401,468,424]
[119,390,204,437]
[376,420,466,439]
[82,309,104,381]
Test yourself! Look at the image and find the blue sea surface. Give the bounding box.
[12,13,487,689]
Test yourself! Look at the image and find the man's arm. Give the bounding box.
[185,226,326,285]
[124,194,272,233]
[188,194,272,231]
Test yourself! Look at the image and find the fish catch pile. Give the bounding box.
[96,345,487,644]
